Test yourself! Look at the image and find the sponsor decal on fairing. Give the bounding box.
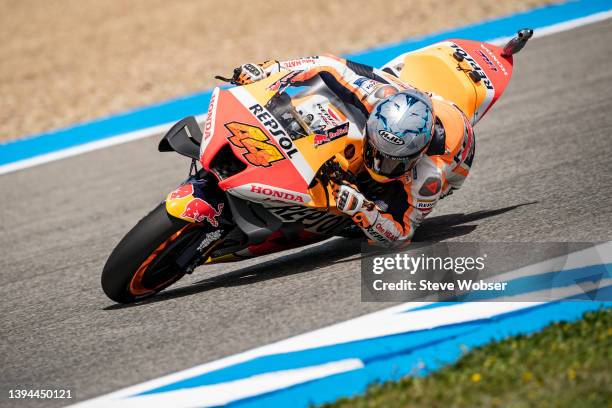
[230,86,316,182]
[168,184,194,200]
[225,121,285,167]
[181,199,224,227]
[476,50,498,72]
[480,44,509,76]
[449,43,496,122]
[230,183,311,205]
[315,103,340,127]
[314,122,350,146]
[200,87,220,159]
[268,205,351,234]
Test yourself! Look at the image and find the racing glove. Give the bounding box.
[333,182,413,245]
[224,60,281,85]
[233,63,266,85]
[334,183,370,216]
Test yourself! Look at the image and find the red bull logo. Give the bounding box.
[313,133,328,146]
[313,122,349,146]
[169,184,194,200]
[181,199,224,227]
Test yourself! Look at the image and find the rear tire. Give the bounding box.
[101,203,191,303]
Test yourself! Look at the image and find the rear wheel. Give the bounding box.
[101,203,202,303]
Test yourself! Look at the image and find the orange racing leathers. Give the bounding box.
[239,54,475,245]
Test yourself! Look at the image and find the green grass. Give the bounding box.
[324,308,612,408]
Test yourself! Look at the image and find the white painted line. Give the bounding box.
[0,114,206,177]
[76,359,364,408]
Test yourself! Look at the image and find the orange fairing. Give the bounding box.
[398,40,513,124]
[200,84,312,197]
[199,72,360,208]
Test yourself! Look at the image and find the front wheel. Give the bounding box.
[101,203,201,303]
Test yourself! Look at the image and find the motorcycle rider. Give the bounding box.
[226,54,475,245]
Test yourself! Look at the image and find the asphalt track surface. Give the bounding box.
[1,21,612,407]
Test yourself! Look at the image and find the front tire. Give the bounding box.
[101,203,193,303]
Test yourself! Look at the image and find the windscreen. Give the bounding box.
[263,91,311,141]
[262,78,365,142]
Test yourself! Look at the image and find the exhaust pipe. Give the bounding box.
[501,29,534,57]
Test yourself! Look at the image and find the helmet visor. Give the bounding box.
[364,140,422,179]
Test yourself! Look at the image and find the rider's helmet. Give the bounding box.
[364,90,436,183]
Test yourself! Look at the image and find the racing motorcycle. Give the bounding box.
[101,30,532,303]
